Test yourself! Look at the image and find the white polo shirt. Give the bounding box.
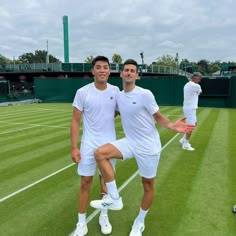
[183,81,202,109]
[117,86,161,155]
[73,82,119,148]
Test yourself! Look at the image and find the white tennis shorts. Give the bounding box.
[110,137,161,179]
[77,144,116,176]
[183,109,197,125]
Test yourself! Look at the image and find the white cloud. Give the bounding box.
[0,0,236,64]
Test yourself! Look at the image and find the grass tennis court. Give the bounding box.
[0,103,235,236]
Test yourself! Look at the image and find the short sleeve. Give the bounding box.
[144,90,159,115]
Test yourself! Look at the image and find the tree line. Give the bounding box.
[0,51,235,75]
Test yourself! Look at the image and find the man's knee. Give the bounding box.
[142,178,154,191]
[80,177,93,191]
[94,147,106,161]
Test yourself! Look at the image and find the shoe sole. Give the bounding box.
[99,216,112,234]
[73,227,88,236]
[182,147,195,151]
[100,227,112,235]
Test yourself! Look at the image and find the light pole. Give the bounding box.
[140,52,144,65]
[139,52,144,79]
[46,40,49,65]
[175,53,179,74]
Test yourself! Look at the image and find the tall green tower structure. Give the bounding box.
[63,16,69,63]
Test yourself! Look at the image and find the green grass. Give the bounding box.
[0,103,235,236]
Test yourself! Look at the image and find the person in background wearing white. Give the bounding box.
[180,72,202,151]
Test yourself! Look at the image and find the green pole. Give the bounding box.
[63,16,69,63]
[175,53,179,74]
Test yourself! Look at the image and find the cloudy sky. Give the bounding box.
[0,0,235,64]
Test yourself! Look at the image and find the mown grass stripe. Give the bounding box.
[0,125,71,146]
[0,113,70,125]
[148,107,214,235]
[174,108,236,235]
[0,163,75,203]
[0,128,68,155]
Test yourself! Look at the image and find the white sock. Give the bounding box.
[136,208,149,222]
[78,213,86,224]
[106,180,119,199]
[100,208,108,215]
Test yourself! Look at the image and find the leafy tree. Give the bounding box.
[18,50,61,63]
[112,54,122,63]
[0,54,12,65]
[196,59,210,75]
[154,54,177,67]
[179,59,195,73]
[84,56,94,63]
[208,61,221,74]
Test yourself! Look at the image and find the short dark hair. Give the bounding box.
[123,59,138,72]
[91,56,110,68]
[192,72,202,79]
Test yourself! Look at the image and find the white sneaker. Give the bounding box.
[73,223,88,236]
[99,214,112,234]
[129,219,145,236]
[90,194,123,210]
[182,142,195,151]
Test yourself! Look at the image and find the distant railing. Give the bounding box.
[0,63,62,72]
[0,62,192,77]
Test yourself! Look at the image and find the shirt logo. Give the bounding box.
[133,102,136,104]
[110,97,113,100]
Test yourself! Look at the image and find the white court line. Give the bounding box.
[69,133,180,236]
[0,120,68,129]
[0,163,75,203]
[0,107,71,116]
[34,108,72,112]
[0,125,39,135]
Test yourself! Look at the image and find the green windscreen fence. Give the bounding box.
[34,76,235,108]
[0,80,8,97]
[34,77,185,105]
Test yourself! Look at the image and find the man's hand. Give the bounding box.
[71,147,81,163]
[171,117,196,133]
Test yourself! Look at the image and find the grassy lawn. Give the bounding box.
[0,103,235,236]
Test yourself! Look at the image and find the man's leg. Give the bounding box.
[95,143,122,182]
[140,177,155,210]
[79,176,93,213]
[99,171,113,234]
[182,109,196,151]
[73,176,93,236]
[90,143,124,210]
[185,131,192,142]
[129,177,154,236]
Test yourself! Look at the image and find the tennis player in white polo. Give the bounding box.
[90,59,196,236]
[180,72,202,151]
